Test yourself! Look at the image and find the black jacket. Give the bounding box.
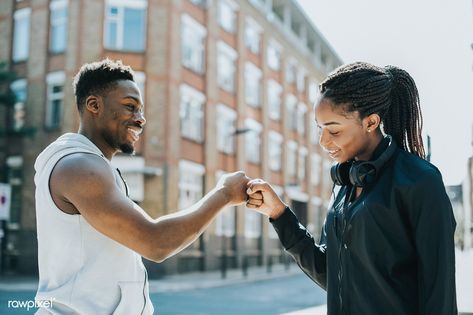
[271,144,457,315]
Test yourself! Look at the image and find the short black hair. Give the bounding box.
[72,59,135,113]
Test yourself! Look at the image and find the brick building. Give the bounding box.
[0,0,342,276]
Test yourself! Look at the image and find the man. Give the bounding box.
[34,59,249,314]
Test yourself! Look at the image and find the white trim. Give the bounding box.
[286,94,297,108]
[245,61,262,78]
[245,16,262,33]
[299,146,308,155]
[46,71,66,84]
[180,84,206,104]
[14,7,31,19]
[268,38,282,51]
[10,79,27,91]
[245,118,262,132]
[216,103,237,119]
[269,130,283,142]
[287,140,297,150]
[311,196,322,205]
[179,160,205,175]
[50,0,68,10]
[217,40,238,60]
[181,14,207,36]
[105,0,147,9]
[221,0,239,10]
[285,185,309,202]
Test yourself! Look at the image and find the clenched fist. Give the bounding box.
[246,179,287,219]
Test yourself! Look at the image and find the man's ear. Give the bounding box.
[363,113,381,132]
[85,95,101,114]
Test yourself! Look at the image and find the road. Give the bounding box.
[0,274,326,314]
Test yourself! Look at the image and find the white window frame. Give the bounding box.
[309,79,320,104]
[178,160,205,209]
[245,119,262,164]
[104,0,147,52]
[244,17,262,54]
[296,67,306,92]
[311,153,321,186]
[215,170,236,236]
[134,71,146,101]
[298,147,308,181]
[181,14,207,74]
[245,62,262,107]
[49,0,68,53]
[286,94,297,131]
[216,104,237,154]
[245,207,262,238]
[268,131,283,171]
[218,0,238,33]
[267,79,282,121]
[267,39,282,71]
[285,57,297,84]
[10,79,27,131]
[45,71,65,129]
[12,8,31,62]
[217,41,237,93]
[297,103,307,135]
[180,84,205,142]
[287,140,297,177]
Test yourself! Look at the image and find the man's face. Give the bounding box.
[99,80,146,155]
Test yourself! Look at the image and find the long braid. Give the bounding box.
[320,62,425,159]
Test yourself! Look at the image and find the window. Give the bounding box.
[268,131,283,171]
[296,67,306,92]
[267,79,282,120]
[286,94,297,131]
[287,140,297,177]
[297,103,307,135]
[49,0,68,53]
[181,14,206,74]
[104,0,147,52]
[218,0,238,33]
[245,207,261,238]
[311,153,321,186]
[180,84,205,142]
[245,62,262,107]
[12,8,31,62]
[267,39,282,71]
[178,160,205,209]
[215,171,236,236]
[298,147,308,181]
[10,79,27,131]
[216,104,236,154]
[245,119,262,164]
[244,17,261,54]
[285,58,297,84]
[134,71,146,101]
[217,41,237,93]
[45,72,65,129]
[308,80,319,105]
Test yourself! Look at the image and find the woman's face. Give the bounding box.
[314,97,379,163]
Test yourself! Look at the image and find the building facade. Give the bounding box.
[0,0,342,277]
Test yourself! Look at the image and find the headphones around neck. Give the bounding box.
[330,135,397,187]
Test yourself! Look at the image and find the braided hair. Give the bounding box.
[319,62,425,159]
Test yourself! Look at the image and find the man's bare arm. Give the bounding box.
[50,153,249,262]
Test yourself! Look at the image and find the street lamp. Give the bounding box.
[221,127,250,279]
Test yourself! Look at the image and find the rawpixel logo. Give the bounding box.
[7,298,55,311]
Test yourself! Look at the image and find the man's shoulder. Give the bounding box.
[53,152,113,181]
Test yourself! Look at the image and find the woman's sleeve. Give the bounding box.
[409,170,457,315]
[270,207,328,290]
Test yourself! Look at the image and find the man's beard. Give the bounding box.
[119,143,135,155]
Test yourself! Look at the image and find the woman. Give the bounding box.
[246,62,457,315]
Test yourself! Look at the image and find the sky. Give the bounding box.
[297,0,473,185]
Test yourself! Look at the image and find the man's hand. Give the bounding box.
[246,179,287,219]
[216,171,251,205]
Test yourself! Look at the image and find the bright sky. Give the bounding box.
[297,0,473,185]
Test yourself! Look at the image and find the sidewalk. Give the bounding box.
[1,250,472,314]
